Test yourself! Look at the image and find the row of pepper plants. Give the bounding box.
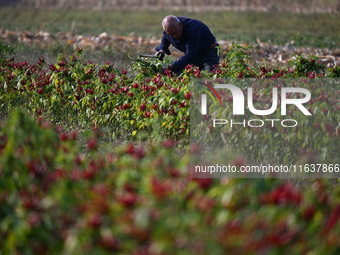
[0,41,339,254]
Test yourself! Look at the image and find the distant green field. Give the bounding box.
[1,8,339,48]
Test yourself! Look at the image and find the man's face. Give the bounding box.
[165,23,183,39]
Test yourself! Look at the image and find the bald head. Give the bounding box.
[162,15,183,39]
[162,16,180,31]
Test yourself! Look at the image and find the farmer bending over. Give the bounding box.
[155,15,220,73]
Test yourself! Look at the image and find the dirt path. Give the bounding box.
[1,30,339,67]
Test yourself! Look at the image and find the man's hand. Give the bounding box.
[155,51,165,61]
[161,64,174,74]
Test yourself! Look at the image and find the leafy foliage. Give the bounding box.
[289,55,326,76]
[0,44,339,254]
[0,41,14,65]
[0,109,339,254]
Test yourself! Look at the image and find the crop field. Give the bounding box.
[1,6,340,255]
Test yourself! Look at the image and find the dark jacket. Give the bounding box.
[155,17,217,72]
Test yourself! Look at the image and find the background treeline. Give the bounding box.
[1,0,339,13]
